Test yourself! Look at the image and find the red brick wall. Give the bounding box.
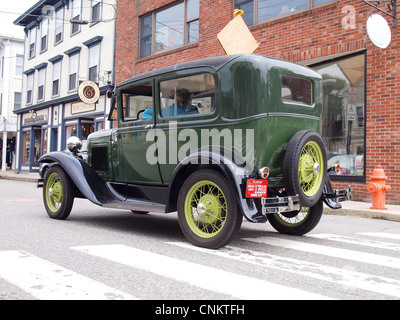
[115,0,400,204]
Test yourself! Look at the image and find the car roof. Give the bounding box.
[116,54,320,88]
[117,55,244,88]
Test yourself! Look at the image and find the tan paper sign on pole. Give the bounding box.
[217,10,259,55]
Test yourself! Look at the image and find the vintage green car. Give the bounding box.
[38,54,351,249]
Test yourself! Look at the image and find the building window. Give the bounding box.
[312,53,366,179]
[140,0,199,58]
[37,68,46,101]
[26,73,34,104]
[91,0,102,23]
[14,92,22,110]
[52,60,62,97]
[29,27,36,59]
[55,7,64,44]
[235,0,335,26]
[16,55,24,76]
[40,18,49,52]
[69,53,79,91]
[71,0,82,35]
[88,44,100,82]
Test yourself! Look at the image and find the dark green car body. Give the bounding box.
[38,54,350,249]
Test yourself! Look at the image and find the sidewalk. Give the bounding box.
[1,169,399,222]
[0,169,39,183]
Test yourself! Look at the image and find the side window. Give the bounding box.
[281,74,313,106]
[159,73,215,118]
[122,83,153,121]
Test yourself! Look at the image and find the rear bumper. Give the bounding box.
[261,195,300,214]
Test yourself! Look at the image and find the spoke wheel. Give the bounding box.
[178,170,242,249]
[43,165,74,220]
[268,200,323,235]
[284,130,327,207]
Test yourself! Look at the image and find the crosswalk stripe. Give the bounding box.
[308,233,400,251]
[0,250,137,300]
[243,236,400,269]
[358,232,400,241]
[71,244,331,300]
[169,241,400,298]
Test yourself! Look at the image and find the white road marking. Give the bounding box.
[169,241,400,298]
[358,232,400,241]
[71,244,331,300]
[308,233,400,251]
[242,236,400,269]
[0,250,137,300]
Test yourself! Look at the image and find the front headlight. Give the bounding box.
[67,136,82,154]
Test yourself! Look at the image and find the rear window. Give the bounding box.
[281,74,313,106]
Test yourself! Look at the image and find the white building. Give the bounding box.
[0,35,24,171]
[14,0,116,173]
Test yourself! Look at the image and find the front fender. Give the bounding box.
[166,148,259,222]
[39,152,115,206]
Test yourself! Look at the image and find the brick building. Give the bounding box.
[115,0,400,204]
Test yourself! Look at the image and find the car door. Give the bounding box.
[112,80,162,185]
[154,70,218,185]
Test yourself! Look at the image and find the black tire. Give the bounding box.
[268,199,324,235]
[43,165,74,220]
[177,170,242,249]
[283,130,327,208]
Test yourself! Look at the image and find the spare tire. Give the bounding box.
[283,130,327,207]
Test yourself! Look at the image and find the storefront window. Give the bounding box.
[34,130,42,164]
[22,132,30,164]
[313,53,365,179]
[66,125,77,143]
[82,124,94,140]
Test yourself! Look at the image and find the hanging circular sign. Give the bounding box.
[78,81,100,104]
[366,14,391,49]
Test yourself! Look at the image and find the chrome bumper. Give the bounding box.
[261,195,300,214]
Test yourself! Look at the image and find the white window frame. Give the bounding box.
[71,0,82,35]
[40,18,49,52]
[88,44,100,82]
[26,73,34,104]
[37,68,46,101]
[68,53,79,91]
[91,0,102,24]
[29,27,37,59]
[55,7,64,45]
[52,60,62,97]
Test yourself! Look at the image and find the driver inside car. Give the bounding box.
[142,88,198,120]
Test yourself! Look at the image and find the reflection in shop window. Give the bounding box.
[313,53,365,178]
[22,131,31,164]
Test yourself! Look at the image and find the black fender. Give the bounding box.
[166,148,259,222]
[39,152,117,206]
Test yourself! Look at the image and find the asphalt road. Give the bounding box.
[1,179,400,303]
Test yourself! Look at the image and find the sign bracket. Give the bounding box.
[363,0,397,27]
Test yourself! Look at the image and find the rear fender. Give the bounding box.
[39,152,116,206]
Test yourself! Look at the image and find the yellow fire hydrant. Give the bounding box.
[367,165,391,210]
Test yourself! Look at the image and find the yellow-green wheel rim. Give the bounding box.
[298,141,324,197]
[184,180,227,239]
[45,172,63,213]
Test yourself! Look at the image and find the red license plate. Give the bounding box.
[246,179,268,198]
